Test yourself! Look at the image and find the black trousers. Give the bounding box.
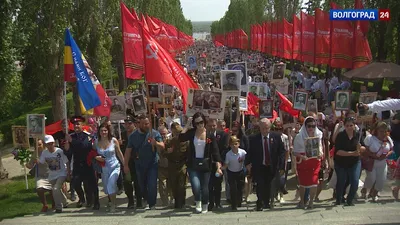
[123,159,142,206]
[209,168,223,206]
[227,170,245,208]
[72,167,99,205]
[255,165,274,208]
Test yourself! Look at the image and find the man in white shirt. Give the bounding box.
[39,135,70,213]
[165,108,181,131]
[364,98,400,112]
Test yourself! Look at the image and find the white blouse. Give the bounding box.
[366,135,393,166]
[194,136,206,158]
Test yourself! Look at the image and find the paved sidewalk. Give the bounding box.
[2,173,399,225]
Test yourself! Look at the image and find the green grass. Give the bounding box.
[0,175,43,221]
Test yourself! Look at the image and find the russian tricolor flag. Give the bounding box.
[64,29,111,116]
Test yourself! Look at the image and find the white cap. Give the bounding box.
[44,135,55,144]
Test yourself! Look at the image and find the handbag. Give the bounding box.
[193,158,211,172]
[361,156,374,172]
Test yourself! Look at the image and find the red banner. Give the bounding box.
[315,8,330,65]
[283,19,293,60]
[301,12,315,64]
[277,20,284,58]
[271,21,277,56]
[353,24,372,69]
[292,15,301,60]
[265,22,271,55]
[121,2,143,80]
[330,2,353,69]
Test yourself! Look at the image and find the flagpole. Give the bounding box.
[63,81,68,134]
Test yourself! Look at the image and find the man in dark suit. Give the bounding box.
[207,118,229,211]
[245,118,285,211]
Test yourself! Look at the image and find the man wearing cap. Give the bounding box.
[39,135,70,213]
[65,116,100,210]
[120,116,142,209]
[223,73,238,90]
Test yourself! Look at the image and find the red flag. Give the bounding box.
[355,0,369,35]
[245,92,260,116]
[277,20,284,58]
[301,12,315,64]
[276,91,299,118]
[141,26,198,113]
[45,120,74,135]
[271,21,277,56]
[292,15,301,60]
[315,8,330,65]
[266,22,272,55]
[330,2,353,69]
[214,40,224,47]
[283,19,293,60]
[121,2,143,79]
[353,0,372,69]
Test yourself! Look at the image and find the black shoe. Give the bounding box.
[282,189,288,195]
[208,204,214,211]
[86,203,92,208]
[264,204,271,209]
[346,202,355,206]
[136,201,142,208]
[238,203,242,207]
[76,201,85,208]
[127,202,135,209]
[256,206,263,211]
[55,209,62,213]
[92,204,100,210]
[232,207,238,211]
[215,204,223,209]
[226,199,231,204]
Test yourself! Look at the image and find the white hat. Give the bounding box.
[44,135,55,144]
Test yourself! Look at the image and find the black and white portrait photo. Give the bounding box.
[188,56,197,70]
[110,96,126,120]
[227,62,248,97]
[272,63,286,80]
[258,83,271,99]
[335,90,350,111]
[239,97,248,111]
[27,114,45,137]
[293,91,308,111]
[132,94,147,115]
[221,70,241,96]
[12,126,29,147]
[307,99,318,113]
[208,92,222,109]
[187,89,224,119]
[359,92,377,105]
[249,83,259,96]
[305,137,320,158]
[148,84,160,102]
[259,100,273,118]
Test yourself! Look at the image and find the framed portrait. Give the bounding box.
[259,100,273,118]
[307,99,318,113]
[305,137,320,158]
[226,62,248,97]
[335,90,351,111]
[188,56,197,70]
[110,96,127,120]
[132,94,147,115]
[293,90,308,111]
[254,76,263,83]
[12,126,29,148]
[248,82,259,96]
[258,83,271,99]
[358,92,377,120]
[106,89,117,97]
[147,84,161,102]
[274,80,289,95]
[186,89,224,119]
[27,114,45,138]
[220,70,241,96]
[271,63,286,80]
[163,96,172,105]
[162,84,174,96]
[125,91,133,109]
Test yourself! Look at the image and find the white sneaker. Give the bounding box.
[280,197,285,203]
[201,204,208,213]
[145,204,150,210]
[195,201,202,213]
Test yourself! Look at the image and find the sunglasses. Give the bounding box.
[194,121,204,126]
[307,125,316,128]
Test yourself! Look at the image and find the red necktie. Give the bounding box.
[264,137,270,165]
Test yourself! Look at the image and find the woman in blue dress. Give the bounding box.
[95,122,125,212]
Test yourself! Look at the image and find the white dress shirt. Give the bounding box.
[368,99,400,112]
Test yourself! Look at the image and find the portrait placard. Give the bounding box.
[27,114,45,138]
[293,91,308,111]
[305,137,320,158]
[226,62,248,97]
[259,100,274,119]
[335,90,351,111]
[258,83,271,99]
[162,84,174,96]
[239,97,248,111]
[147,84,161,102]
[248,82,259,97]
[307,99,318,113]
[358,92,377,121]
[188,56,197,71]
[110,96,127,120]
[254,76,263,83]
[271,63,286,80]
[12,126,29,148]
[273,79,289,95]
[220,70,241,97]
[131,94,147,115]
[186,89,224,119]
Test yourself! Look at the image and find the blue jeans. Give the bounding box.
[304,188,310,202]
[335,160,361,205]
[135,161,158,207]
[188,169,211,203]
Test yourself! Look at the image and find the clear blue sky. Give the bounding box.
[181,0,230,22]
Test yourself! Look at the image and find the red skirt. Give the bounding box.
[296,155,321,187]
